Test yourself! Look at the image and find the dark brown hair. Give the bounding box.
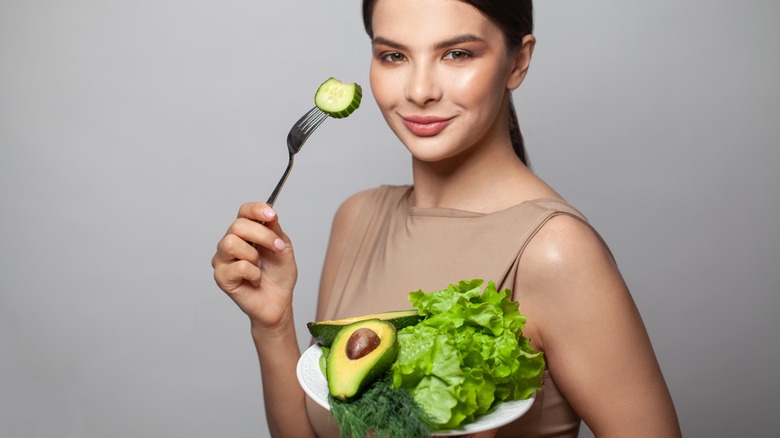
[362,0,534,166]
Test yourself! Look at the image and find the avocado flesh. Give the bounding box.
[326,319,398,401]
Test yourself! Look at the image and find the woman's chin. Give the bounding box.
[399,136,459,163]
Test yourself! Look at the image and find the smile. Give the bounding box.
[401,115,454,137]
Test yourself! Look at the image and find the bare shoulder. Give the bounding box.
[515,212,630,350]
[521,213,618,284]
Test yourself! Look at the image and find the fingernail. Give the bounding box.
[274,238,286,252]
[263,207,276,219]
[256,258,262,268]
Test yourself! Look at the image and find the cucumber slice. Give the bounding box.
[314,77,362,118]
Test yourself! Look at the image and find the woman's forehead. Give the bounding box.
[370,0,499,43]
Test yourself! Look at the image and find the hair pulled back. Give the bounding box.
[361,0,534,166]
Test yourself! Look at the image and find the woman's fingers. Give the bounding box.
[237,202,277,223]
[213,258,262,293]
[212,210,283,268]
[232,203,288,251]
[213,232,259,266]
[212,203,286,288]
[239,203,289,245]
[227,218,282,250]
[211,201,298,329]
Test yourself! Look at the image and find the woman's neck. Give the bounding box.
[409,137,545,213]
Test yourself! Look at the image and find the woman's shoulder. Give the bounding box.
[330,185,409,233]
[336,187,378,216]
[525,212,614,270]
[515,208,624,349]
[329,189,374,237]
[516,206,621,317]
[523,197,588,221]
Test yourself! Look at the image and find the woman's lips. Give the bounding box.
[401,115,454,137]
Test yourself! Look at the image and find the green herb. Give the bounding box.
[391,279,545,429]
[328,374,438,438]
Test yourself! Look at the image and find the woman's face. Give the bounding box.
[369,0,528,164]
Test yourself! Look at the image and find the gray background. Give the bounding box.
[1,1,778,437]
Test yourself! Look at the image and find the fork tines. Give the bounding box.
[299,107,329,134]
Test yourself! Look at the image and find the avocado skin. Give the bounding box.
[326,319,398,401]
[307,310,422,347]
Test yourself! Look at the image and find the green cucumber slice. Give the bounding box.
[314,77,362,118]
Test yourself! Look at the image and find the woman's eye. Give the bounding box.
[444,50,470,60]
[382,52,406,62]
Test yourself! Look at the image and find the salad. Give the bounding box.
[307,279,545,437]
[391,279,544,428]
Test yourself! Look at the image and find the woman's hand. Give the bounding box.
[212,202,298,330]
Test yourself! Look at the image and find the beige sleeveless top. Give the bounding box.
[305,185,584,437]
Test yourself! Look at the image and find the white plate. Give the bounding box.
[296,343,535,436]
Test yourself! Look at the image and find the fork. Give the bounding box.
[266,106,329,207]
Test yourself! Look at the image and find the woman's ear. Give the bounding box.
[507,34,536,90]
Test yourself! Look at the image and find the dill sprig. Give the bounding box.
[328,374,439,438]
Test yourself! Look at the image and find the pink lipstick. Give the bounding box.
[401,115,453,137]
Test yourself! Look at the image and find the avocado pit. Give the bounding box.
[346,328,381,360]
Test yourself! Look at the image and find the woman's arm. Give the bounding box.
[224,189,374,436]
[516,215,681,437]
[212,203,315,438]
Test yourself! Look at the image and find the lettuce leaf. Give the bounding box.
[390,279,545,429]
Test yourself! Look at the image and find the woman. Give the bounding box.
[211,0,682,436]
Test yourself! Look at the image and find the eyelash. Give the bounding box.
[382,52,406,63]
[444,50,471,60]
[379,50,473,63]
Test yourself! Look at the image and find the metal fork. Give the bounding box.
[266,106,329,207]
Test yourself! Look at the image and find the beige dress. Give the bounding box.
[305,185,590,437]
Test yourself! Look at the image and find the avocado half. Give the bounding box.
[307,309,422,347]
[326,319,398,401]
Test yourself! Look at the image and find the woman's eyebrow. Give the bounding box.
[372,36,408,51]
[434,34,485,50]
[372,34,485,51]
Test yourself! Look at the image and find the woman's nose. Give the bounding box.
[405,63,441,106]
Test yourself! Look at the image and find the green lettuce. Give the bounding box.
[390,279,545,429]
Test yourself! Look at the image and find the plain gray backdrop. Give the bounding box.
[1,1,778,437]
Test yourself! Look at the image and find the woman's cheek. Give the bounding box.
[370,64,396,112]
[446,67,496,108]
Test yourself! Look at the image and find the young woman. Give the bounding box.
[211,0,682,437]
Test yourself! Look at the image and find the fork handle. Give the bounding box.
[246,152,294,248]
[266,152,295,207]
